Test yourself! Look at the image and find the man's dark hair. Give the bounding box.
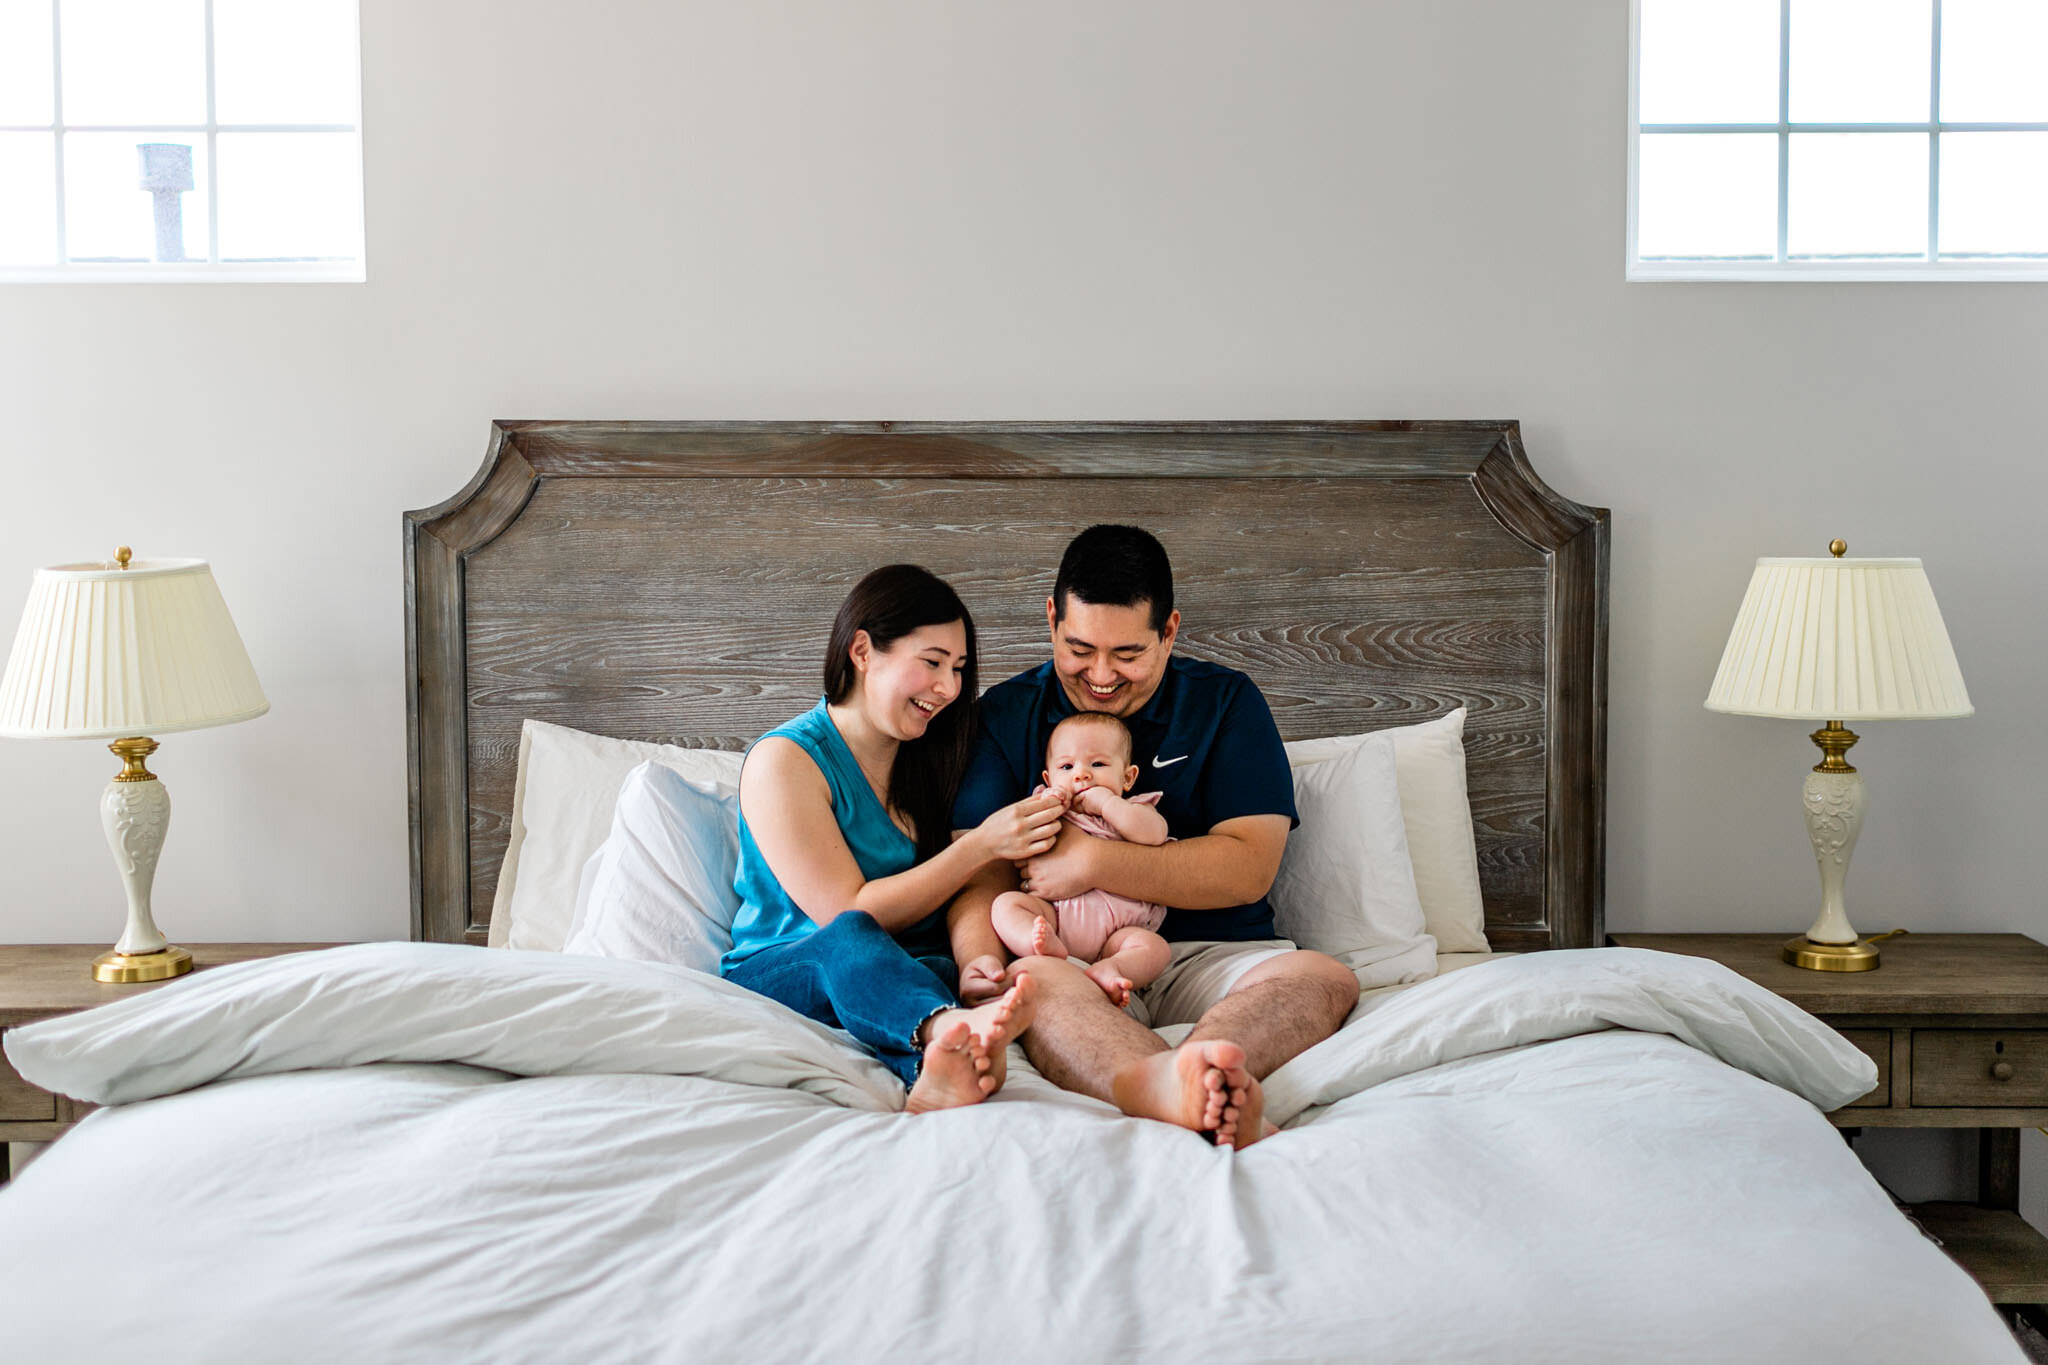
[1052,525,1174,634]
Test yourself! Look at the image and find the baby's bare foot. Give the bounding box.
[904,1020,989,1113]
[1029,917,1069,960]
[1084,959,1134,1007]
[1110,1039,1247,1141]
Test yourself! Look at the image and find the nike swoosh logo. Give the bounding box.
[1152,754,1190,769]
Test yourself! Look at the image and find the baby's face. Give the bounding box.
[1044,729,1138,798]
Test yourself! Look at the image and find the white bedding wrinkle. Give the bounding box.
[4,942,903,1112]
[1265,946,1881,1122]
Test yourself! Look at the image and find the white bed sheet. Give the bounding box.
[0,943,2021,1364]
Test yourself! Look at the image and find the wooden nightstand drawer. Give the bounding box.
[0,1033,57,1122]
[1913,1030,2048,1107]
[1838,1029,1892,1108]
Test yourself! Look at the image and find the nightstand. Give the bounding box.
[0,942,341,1180]
[1610,932,2048,1307]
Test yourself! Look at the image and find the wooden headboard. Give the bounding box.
[405,421,1608,952]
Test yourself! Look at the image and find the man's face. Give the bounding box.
[1045,594,1179,719]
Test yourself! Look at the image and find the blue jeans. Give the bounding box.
[724,911,957,1087]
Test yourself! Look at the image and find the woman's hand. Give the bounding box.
[974,788,1066,862]
[958,954,1008,1004]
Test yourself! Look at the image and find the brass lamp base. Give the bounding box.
[1783,935,1881,972]
[92,945,193,983]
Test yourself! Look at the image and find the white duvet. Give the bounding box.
[0,943,2022,1364]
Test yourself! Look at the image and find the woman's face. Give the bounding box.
[852,620,969,742]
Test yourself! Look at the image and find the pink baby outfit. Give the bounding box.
[1034,784,1170,961]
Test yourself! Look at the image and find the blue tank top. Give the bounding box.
[721,700,942,971]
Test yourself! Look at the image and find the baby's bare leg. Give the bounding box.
[993,890,1066,960]
[1084,926,1172,1006]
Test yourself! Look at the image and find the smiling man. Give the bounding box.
[948,525,1360,1148]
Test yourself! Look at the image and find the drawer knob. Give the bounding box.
[1992,1061,2016,1081]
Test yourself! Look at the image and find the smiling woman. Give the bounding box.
[718,564,1064,1112]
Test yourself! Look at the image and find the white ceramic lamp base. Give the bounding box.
[1785,763,1880,972]
[93,739,191,983]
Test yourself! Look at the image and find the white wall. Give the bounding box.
[2,0,2043,1206]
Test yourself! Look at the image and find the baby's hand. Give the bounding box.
[1071,785,1116,816]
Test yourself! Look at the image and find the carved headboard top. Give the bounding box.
[405,421,1607,951]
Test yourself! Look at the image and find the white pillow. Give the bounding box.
[489,720,746,951]
[1270,732,1434,980]
[1285,708,1487,953]
[563,761,741,974]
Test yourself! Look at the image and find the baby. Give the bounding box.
[992,712,1172,1007]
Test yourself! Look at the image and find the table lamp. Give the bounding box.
[1705,540,1972,971]
[0,549,268,981]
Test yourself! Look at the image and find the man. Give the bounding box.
[949,525,1360,1148]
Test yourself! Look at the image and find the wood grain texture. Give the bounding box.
[407,422,1609,949]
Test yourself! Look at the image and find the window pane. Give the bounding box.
[1637,133,1779,258]
[213,0,359,126]
[1639,0,1782,124]
[0,133,58,264]
[1940,132,2048,256]
[1789,0,1933,124]
[1942,0,2048,122]
[0,0,55,125]
[60,0,206,126]
[63,132,210,262]
[217,132,359,261]
[1788,133,1928,258]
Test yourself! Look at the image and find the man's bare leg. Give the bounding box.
[1183,950,1360,1141]
[1011,955,1251,1144]
[1183,950,1359,1076]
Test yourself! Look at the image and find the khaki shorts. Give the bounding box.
[1127,938,1296,1030]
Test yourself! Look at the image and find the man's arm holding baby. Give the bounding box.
[1019,813,1287,909]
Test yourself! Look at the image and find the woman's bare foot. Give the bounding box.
[1110,1039,1266,1147]
[1029,918,1069,960]
[922,972,1039,1097]
[1083,959,1134,1007]
[904,1020,988,1113]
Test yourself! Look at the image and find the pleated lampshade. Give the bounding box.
[1705,556,1972,720]
[0,556,269,738]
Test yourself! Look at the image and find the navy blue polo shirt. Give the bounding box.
[952,657,1298,942]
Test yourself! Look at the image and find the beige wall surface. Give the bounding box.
[1,0,2042,1204]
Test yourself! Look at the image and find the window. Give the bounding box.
[1629,0,2048,280]
[0,0,363,282]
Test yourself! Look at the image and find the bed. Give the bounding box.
[0,421,2023,1363]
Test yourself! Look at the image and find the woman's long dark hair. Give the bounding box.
[823,565,979,860]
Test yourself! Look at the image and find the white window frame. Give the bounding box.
[1627,0,2048,282]
[0,0,365,283]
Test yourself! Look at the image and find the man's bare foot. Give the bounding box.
[904,1021,988,1113]
[1029,918,1069,960]
[1216,1065,1267,1150]
[924,972,1039,1096]
[1110,1039,1260,1144]
[1083,959,1134,1007]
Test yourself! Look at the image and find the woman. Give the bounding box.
[721,565,1066,1111]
